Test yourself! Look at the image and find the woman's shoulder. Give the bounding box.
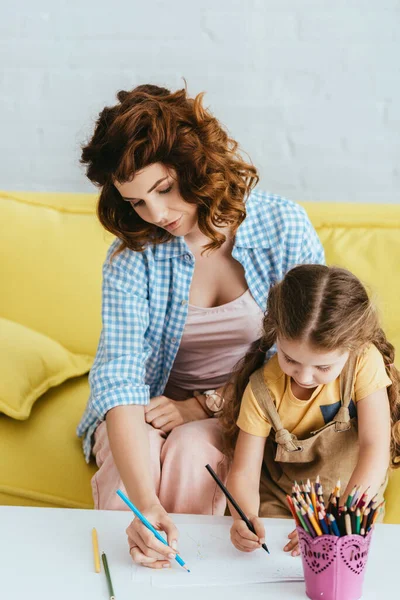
[246,189,307,218]
[103,238,151,283]
[238,190,310,247]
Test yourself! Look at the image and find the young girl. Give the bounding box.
[222,264,400,557]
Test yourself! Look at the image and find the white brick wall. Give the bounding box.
[0,0,399,202]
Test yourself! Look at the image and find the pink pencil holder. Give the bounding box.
[297,527,373,600]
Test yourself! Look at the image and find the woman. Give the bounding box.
[77,83,325,569]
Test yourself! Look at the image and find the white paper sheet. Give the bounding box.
[132,523,304,587]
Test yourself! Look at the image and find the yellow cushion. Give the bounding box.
[0,191,112,356]
[0,375,96,508]
[0,318,93,420]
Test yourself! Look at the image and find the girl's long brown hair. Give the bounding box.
[221,264,400,468]
[81,84,258,254]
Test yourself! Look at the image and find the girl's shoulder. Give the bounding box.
[248,356,286,409]
[353,344,391,402]
[356,344,386,371]
[257,354,286,389]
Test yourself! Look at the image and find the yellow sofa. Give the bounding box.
[0,191,399,521]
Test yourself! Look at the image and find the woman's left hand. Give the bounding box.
[284,529,300,557]
[144,396,208,433]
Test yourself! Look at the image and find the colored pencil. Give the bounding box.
[350,506,357,534]
[345,513,353,535]
[351,487,361,508]
[355,508,361,534]
[286,494,301,526]
[346,485,357,509]
[328,514,340,536]
[307,509,323,536]
[318,511,329,535]
[301,508,316,538]
[101,552,115,600]
[116,489,191,571]
[92,527,101,573]
[330,496,338,520]
[367,508,374,530]
[310,488,318,514]
[296,506,310,534]
[204,464,270,554]
[360,507,370,534]
[335,480,341,502]
[357,488,370,510]
[289,477,383,539]
[371,504,383,526]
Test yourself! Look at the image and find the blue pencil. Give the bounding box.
[328,513,341,536]
[318,511,330,535]
[116,489,190,572]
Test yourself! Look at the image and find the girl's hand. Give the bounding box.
[126,503,179,569]
[284,528,300,557]
[230,516,266,553]
[145,396,208,432]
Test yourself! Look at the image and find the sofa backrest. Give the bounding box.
[1,191,399,360]
[302,201,400,359]
[0,191,111,356]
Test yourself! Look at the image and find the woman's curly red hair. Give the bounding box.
[81,84,259,253]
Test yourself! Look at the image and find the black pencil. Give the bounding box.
[205,464,270,554]
[101,552,115,600]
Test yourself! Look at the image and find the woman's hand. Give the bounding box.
[126,503,179,569]
[145,395,208,432]
[284,528,300,557]
[230,516,266,553]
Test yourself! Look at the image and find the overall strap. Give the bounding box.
[335,352,358,431]
[250,369,301,452]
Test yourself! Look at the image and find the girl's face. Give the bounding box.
[277,337,350,390]
[115,162,198,237]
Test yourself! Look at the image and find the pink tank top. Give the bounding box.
[164,290,264,400]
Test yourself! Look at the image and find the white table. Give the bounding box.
[0,506,396,599]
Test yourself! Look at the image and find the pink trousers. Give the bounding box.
[91,418,229,515]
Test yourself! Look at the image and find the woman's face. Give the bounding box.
[115,163,198,236]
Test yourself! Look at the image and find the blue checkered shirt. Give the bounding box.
[77,190,325,461]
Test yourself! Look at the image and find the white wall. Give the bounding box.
[1,0,399,203]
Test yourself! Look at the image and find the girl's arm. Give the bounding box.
[227,430,267,552]
[227,429,266,518]
[342,387,391,502]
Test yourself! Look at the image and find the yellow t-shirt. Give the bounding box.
[237,344,392,439]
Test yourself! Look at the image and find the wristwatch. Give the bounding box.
[194,389,225,417]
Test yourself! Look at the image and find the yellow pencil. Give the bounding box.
[92,528,101,573]
[307,509,323,536]
[310,487,318,515]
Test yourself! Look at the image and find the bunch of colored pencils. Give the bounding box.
[286,477,384,538]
